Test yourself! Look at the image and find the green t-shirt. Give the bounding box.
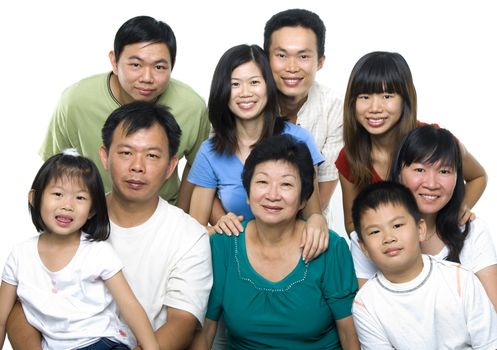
[207,221,358,349]
[39,72,209,204]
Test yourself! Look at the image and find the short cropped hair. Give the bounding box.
[114,15,177,69]
[29,151,110,241]
[263,9,326,59]
[242,134,315,203]
[101,101,181,158]
[352,181,420,241]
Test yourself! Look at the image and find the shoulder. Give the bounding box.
[158,78,206,108]
[157,198,209,241]
[61,73,108,98]
[283,122,314,139]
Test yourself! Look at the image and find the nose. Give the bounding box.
[240,82,253,98]
[422,169,439,189]
[285,56,299,73]
[130,155,145,173]
[61,199,74,212]
[369,95,383,112]
[266,183,281,201]
[382,229,397,245]
[140,67,154,83]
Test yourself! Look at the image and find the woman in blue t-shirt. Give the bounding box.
[188,44,328,262]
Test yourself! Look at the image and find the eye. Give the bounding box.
[368,229,380,236]
[276,53,286,59]
[250,79,261,86]
[281,182,293,188]
[231,81,240,88]
[147,153,160,159]
[76,195,88,201]
[413,167,425,173]
[256,180,268,185]
[299,54,310,60]
[52,192,62,197]
[130,63,141,68]
[155,64,168,70]
[383,93,395,99]
[357,94,369,100]
[118,151,132,156]
[439,168,453,174]
[393,223,404,229]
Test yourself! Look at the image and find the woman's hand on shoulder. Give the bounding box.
[301,213,329,263]
[212,212,244,236]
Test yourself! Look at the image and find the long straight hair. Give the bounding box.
[344,51,417,188]
[208,44,284,155]
[390,125,469,262]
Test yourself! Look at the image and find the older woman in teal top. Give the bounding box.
[191,135,359,350]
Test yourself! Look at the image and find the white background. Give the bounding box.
[0,1,495,347]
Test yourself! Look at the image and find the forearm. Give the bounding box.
[121,303,158,349]
[209,197,226,225]
[463,175,487,209]
[154,308,198,350]
[176,165,194,213]
[303,175,323,218]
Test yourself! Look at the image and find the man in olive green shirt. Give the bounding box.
[40,15,209,211]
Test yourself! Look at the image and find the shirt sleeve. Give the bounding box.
[2,248,19,286]
[187,141,218,188]
[317,97,343,182]
[350,231,378,279]
[205,234,229,321]
[352,297,395,350]
[164,230,213,325]
[464,218,497,273]
[94,241,124,281]
[335,148,353,182]
[322,233,358,320]
[286,124,325,166]
[39,96,72,160]
[185,105,210,166]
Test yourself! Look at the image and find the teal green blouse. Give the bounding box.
[206,222,358,349]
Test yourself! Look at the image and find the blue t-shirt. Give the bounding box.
[188,122,324,220]
[207,221,357,349]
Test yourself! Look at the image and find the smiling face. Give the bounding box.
[399,161,457,216]
[359,203,426,283]
[109,42,172,104]
[99,122,177,207]
[268,26,324,104]
[248,160,305,226]
[228,61,268,123]
[355,92,403,136]
[39,176,92,238]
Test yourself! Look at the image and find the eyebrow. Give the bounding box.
[127,55,169,65]
[362,215,406,231]
[116,143,164,152]
[273,47,313,54]
[231,75,263,81]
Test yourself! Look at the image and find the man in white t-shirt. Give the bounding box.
[263,9,343,217]
[351,181,497,349]
[7,102,212,350]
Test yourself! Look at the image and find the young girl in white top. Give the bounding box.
[0,150,159,349]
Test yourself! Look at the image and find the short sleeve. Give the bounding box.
[94,241,124,281]
[39,97,71,160]
[462,218,497,273]
[184,106,210,166]
[350,231,378,279]
[335,148,353,182]
[188,140,218,189]
[2,248,19,286]
[322,232,358,320]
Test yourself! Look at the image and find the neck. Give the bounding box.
[251,219,302,246]
[106,193,159,228]
[384,254,425,284]
[278,91,308,124]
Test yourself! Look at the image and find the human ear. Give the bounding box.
[417,218,427,242]
[358,238,370,258]
[109,51,118,75]
[98,146,110,171]
[28,189,35,207]
[165,155,179,179]
[317,55,326,70]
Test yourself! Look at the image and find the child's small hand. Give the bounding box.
[213,212,244,236]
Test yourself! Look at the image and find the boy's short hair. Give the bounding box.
[101,101,181,158]
[352,181,421,240]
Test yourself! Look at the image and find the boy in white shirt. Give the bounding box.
[351,181,497,349]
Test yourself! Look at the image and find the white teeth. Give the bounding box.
[420,194,438,200]
[239,102,255,107]
[283,79,299,84]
